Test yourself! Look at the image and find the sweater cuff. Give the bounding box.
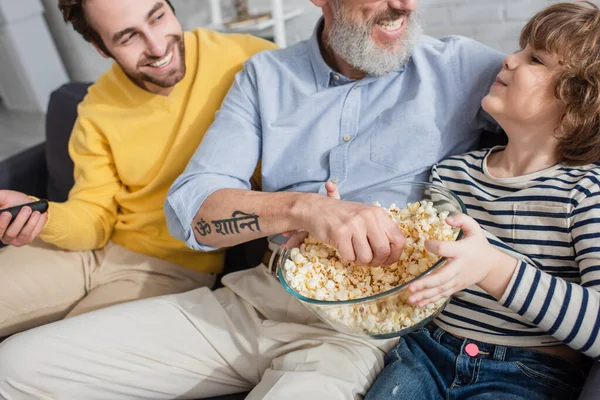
[39,201,68,243]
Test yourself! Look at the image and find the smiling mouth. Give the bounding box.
[376,16,405,32]
[146,50,173,68]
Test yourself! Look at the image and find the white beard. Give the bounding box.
[327,6,423,76]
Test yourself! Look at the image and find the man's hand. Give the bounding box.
[300,182,405,267]
[407,214,518,306]
[0,190,48,247]
[283,182,342,238]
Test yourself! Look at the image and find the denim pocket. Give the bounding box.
[384,344,403,365]
[384,327,435,366]
[512,360,579,394]
[414,327,430,336]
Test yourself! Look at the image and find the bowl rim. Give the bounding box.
[277,181,467,306]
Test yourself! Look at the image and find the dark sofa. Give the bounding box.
[0,82,597,399]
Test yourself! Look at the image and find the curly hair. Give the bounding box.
[58,0,175,56]
[520,1,600,165]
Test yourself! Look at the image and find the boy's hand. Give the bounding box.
[407,213,517,307]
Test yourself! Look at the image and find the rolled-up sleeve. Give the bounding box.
[165,61,262,251]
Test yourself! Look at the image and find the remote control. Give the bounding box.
[0,200,49,225]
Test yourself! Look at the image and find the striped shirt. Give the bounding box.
[431,147,600,360]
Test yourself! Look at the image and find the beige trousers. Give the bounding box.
[0,265,398,400]
[0,240,215,337]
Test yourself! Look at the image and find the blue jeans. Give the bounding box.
[365,324,588,400]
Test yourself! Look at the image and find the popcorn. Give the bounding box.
[283,200,457,336]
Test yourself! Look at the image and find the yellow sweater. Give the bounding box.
[40,29,277,273]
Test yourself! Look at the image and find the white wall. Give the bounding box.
[41,0,112,82]
[41,0,599,82]
[0,0,68,112]
[419,0,600,54]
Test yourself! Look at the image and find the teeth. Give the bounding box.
[378,17,404,31]
[150,51,173,68]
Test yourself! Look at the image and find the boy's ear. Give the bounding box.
[92,42,110,59]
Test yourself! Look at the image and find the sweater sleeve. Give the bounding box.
[40,113,120,250]
[499,195,600,360]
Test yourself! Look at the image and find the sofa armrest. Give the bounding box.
[45,82,92,202]
[0,142,47,250]
[0,142,47,199]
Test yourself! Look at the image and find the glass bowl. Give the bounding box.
[276,181,466,339]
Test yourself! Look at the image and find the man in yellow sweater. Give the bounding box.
[0,0,276,337]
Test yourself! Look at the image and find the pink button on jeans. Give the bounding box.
[465,343,479,357]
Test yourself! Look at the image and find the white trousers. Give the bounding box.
[0,265,398,400]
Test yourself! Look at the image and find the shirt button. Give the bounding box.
[343,135,351,142]
[353,86,359,90]
[331,178,339,184]
[333,75,340,81]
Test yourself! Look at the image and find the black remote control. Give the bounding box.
[0,200,49,225]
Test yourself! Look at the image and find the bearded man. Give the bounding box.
[0,0,504,399]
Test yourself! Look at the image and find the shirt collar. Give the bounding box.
[307,18,407,91]
[308,19,338,91]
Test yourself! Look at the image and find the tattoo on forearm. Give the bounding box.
[212,211,261,236]
[194,218,212,236]
[194,211,261,237]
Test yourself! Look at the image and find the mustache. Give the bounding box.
[370,9,407,25]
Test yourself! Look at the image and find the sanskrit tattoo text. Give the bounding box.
[212,211,261,235]
[194,218,212,236]
[194,211,261,237]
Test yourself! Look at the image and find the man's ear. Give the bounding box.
[92,42,111,59]
[310,0,330,8]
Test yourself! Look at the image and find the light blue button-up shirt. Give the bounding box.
[166,23,505,250]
